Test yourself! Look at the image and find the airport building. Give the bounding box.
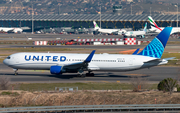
[113,5,123,15]
[0,14,179,32]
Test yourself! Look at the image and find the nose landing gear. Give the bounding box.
[13,69,18,75]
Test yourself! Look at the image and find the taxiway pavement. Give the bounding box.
[0,33,179,41]
[0,63,179,83]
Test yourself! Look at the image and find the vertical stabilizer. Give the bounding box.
[132,48,140,55]
[148,16,162,31]
[138,27,172,58]
[150,25,157,29]
[143,22,147,33]
[93,21,100,30]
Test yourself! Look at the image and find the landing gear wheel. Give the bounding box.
[90,73,94,76]
[77,74,85,78]
[86,72,94,77]
[82,74,85,78]
[85,73,89,76]
[15,73,18,75]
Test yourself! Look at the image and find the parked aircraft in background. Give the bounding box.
[123,23,147,38]
[0,27,23,33]
[3,27,174,77]
[13,28,23,33]
[93,21,126,35]
[148,16,180,34]
[0,27,14,32]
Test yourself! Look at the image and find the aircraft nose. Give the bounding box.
[3,59,8,65]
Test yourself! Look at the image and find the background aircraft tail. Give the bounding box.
[138,27,172,58]
[93,21,100,30]
[143,22,147,33]
[148,16,162,31]
[150,25,157,29]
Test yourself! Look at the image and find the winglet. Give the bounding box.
[84,50,96,63]
[132,48,140,55]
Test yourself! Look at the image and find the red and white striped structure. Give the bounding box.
[34,41,48,45]
[73,38,123,42]
[139,41,151,43]
[124,38,136,45]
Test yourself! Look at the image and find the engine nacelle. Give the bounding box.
[50,65,63,74]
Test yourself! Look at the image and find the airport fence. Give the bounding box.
[1,104,180,112]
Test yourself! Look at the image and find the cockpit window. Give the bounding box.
[7,56,11,59]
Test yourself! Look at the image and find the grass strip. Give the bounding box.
[16,82,157,91]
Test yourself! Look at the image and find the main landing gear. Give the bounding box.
[77,70,94,77]
[13,69,18,75]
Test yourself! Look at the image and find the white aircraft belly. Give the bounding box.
[9,62,57,70]
[88,61,143,72]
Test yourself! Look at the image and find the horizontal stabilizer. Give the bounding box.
[144,59,161,63]
[144,57,175,64]
[163,57,176,61]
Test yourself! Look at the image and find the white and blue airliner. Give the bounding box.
[3,27,174,76]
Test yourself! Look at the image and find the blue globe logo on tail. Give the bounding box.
[138,27,172,58]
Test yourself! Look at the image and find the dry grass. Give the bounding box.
[0,90,179,107]
[0,76,10,90]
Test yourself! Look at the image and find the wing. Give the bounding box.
[63,50,96,70]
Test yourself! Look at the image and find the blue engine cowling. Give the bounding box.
[50,65,62,74]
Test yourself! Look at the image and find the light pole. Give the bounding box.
[177,3,178,27]
[59,4,60,14]
[100,5,101,29]
[131,4,132,15]
[32,3,34,34]
[168,7,169,14]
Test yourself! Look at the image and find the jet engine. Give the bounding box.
[50,65,63,74]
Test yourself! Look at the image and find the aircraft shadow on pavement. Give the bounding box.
[0,72,151,79]
[0,73,76,79]
[107,74,151,78]
[95,73,151,78]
